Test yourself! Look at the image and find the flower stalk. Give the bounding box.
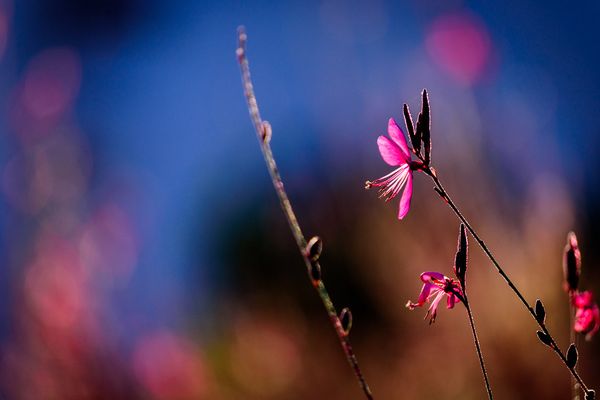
[425,167,592,396]
[406,225,493,399]
[236,26,373,399]
[367,89,595,398]
[459,292,493,400]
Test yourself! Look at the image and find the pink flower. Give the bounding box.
[572,291,600,340]
[406,271,463,324]
[366,118,422,219]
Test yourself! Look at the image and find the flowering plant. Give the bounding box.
[238,28,597,400]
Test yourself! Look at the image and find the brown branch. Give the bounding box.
[427,167,592,397]
[236,26,373,399]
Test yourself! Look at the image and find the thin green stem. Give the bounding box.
[237,26,373,400]
[426,168,592,396]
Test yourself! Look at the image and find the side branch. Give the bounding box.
[236,26,373,399]
[428,169,592,397]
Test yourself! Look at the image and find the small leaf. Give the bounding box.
[535,299,546,324]
[340,307,353,336]
[403,104,420,155]
[536,330,552,346]
[306,236,323,262]
[566,343,578,368]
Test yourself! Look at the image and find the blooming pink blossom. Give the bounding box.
[572,291,600,340]
[366,118,423,219]
[406,271,462,324]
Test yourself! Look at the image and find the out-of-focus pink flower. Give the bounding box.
[132,330,207,399]
[572,291,600,340]
[80,202,139,284]
[365,118,422,219]
[0,8,8,62]
[425,12,492,86]
[21,47,81,121]
[24,234,89,331]
[406,271,462,324]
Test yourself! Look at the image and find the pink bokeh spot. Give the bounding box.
[0,9,8,61]
[24,234,89,331]
[2,151,53,214]
[21,47,81,120]
[133,331,206,399]
[426,12,491,86]
[79,203,139,284]
[9,47,82,141]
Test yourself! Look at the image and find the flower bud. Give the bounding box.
[419,89,431,166]
[534,299,546,324]
[536,330,552,346]
[403,103,420,155]
[261,121,272,143]
[454,224,467,287]
[305,236,323,262]
[309,262,321,283]
[563,231,581,292]
[566,343,578,368]
[339,307,353,336]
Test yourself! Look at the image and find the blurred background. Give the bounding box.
[0,0,599,398]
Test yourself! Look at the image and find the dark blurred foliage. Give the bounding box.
[0,0,599,399]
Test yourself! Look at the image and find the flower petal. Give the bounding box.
[428,291,445,321]
[573,291,593,308]
[587,305,600,340]
[388,118,411,160]
[420,271,445,282]
[397,172,413,219]
[416,282,435,305]
[447,293,457,309]
[575,308,592,333]
[377,135,407,166]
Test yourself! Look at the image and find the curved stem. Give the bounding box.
[237,26,373,399]
[426,168,591,396]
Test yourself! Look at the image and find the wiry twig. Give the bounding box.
[462,294,493,400]
[236,26,373,399]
